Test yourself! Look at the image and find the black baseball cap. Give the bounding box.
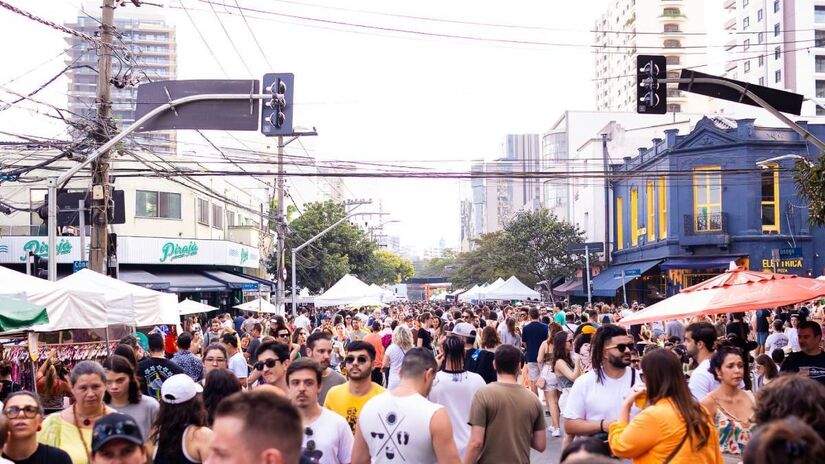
[92,413,143,453]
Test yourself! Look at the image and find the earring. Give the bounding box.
[37,425,42,431]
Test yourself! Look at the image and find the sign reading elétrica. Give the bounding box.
[0,236,260,268]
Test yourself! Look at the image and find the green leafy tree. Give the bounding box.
[364,249,415,285]
[270,201,376,293]
[795,159,825,226]
[413,249,457,277]
[449,232,513,288]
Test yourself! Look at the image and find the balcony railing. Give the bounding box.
[680,213,730,247]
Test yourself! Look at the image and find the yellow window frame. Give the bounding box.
[631,187,639,246]
[617,196,624,250]
[761,163,780,232]
[658,176,667,239]
[693,166,722,232]
[646,180,656,242]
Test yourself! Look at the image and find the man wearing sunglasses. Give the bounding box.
[323,341,385,433]
[563,324,640,440]
[287,359,353,464]
[89,413,146,464]
[254,340,292,395]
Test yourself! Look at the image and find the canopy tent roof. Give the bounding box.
[483,276,540,301]
[235,297,281,314]
[315,274,383,308]
[0,266,107,331]
[620,268,825,326]
[369,284,396,303]
[553,278,582,296]
[289,287,316,305]
[118,270,170,290]
[178,298,218,316]
[458,284,482,301]
[60,269,179,326]
[0,297,49,332]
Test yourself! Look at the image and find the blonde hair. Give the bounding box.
[392,325,414,352]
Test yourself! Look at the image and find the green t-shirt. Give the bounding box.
[554,311,567,325]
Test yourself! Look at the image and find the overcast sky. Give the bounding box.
[0,0,607,253]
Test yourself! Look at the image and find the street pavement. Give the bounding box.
[530,431,563,463]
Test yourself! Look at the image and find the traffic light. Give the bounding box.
[260,73,294,137]
[636,55,667,114]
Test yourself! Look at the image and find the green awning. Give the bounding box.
[0,297,49,332]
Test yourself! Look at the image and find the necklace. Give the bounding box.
[73,403,104,426]
[71,403,102,463]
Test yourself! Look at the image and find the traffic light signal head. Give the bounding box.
[636,55,667,114]
[261,73,294,136]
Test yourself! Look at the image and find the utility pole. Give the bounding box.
[601,133,610,267]
[275,136,285,313]
[90,0,115,275]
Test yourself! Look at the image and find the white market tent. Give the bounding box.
[60,269,179,326]
[315,274,384,307]
[178,298,219,316]
[235,297,281,314]
[289,288,316,305]
[0,266,108,331]
[478,277,506,299]
[458,284,482,302]
[429,292,448,302]
[370,284,396,303]
[483,275,541,301]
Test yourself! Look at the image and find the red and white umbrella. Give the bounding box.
[619,267,825,326]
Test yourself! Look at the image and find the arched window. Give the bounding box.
[664,39,682,48]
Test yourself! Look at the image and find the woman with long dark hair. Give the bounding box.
[202,368,241,426]
[102,354,159,441]
[151,374,212,464]
[752,354,778,392]
[701,344,755,458]
[554,331,579,448]
[201,343,229,387]
[537,323,563,438]
[609,348,723,463]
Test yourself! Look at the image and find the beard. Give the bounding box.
[348,364,373,381]
[607,352,631,369]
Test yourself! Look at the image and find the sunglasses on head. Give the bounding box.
[4,405,39,419]
[606,343,634,353]
[92,420,140,443]
[254,358,280,370]
[345,355,369,365]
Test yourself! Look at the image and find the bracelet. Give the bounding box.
[600,419,605,433]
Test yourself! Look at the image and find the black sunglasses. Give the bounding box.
[606,343,634,353]
[277,332,290,337]
[345,355,369,365]
[4,405,39,419]
[254,359,280,370]
[92,420,140,443]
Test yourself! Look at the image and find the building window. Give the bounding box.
[758,32,764,44]
[774,23,780,36]
[664,39,681,48]
[744,60,751,72]
[646,180,656,242]
[759,76,765,85]
[212,204,224,229]
[775,46,781,59]
[757,9,763,21]
[666,55,681,65]
[818,30,825,47]
[663,8,681,16]
[758,55,765,66]
[658,176,667,239]
[744,0,749,5]
[667,103,681,112]
[818,57,825,73]
[743,17,750,29]
[617,196,624,250]
[775,69,782,82]
[817,80,825,98]
[817,6,825,23]
[135,191,181,219]
[761,164,779,232]
[197,198,209,225]
[631,187,639,246]
[693,167,722,232]
[663,23,680,33]
[818,106,825,116]
[227,210,236,227]
[744,39,750,50]
[774,0,780,13]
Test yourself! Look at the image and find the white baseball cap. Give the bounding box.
[450,322,477,339]
[160,374,203,404]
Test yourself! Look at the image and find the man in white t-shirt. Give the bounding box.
[287,358,353,464]
[294,309,311,332]
[222,333,249,387]
[765,319,789,354]
[427,335,485,458]
[685,322,719,400]
[786,314,801,352]
[563,324,640,438]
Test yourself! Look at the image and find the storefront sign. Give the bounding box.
[779,247,803,259]
[19,239,72,261]
[159,241,199,262]
[762,258,804,273]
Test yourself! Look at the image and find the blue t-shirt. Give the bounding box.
[522,321,549,362]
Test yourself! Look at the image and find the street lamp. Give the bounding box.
[290,210,380,316]
[756,154,814,168]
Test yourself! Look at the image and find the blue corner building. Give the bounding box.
[582,117,825,304]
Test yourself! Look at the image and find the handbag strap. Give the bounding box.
[663,431,688,464]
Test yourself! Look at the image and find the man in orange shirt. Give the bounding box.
[363,321,385,386]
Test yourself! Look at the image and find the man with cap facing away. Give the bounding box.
[90,413,146,464]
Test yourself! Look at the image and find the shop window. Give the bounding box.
[761,163,780,232]
[617,196,624,250]
[197,198,210,225]
[646,180,656,242]
[693,167,722,232]
[658,176,667,239]
[135,190,181,219]
[631,187,639,246]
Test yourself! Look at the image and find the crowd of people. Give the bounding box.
[0,299,823,464]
